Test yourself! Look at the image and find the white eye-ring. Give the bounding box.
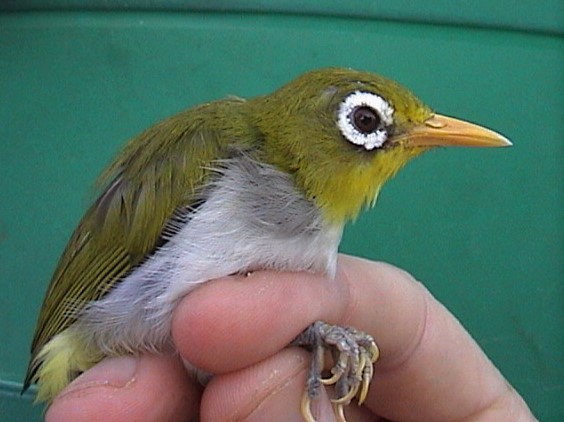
[337,91,394,150]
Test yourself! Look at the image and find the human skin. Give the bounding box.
[45,255,536,422]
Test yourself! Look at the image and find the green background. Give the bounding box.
[1,2,562,421]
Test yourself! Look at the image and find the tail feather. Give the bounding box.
[26,328,101,403]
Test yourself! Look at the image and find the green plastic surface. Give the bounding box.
[1,6,562,422]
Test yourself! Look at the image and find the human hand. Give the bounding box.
[45,254,536,421]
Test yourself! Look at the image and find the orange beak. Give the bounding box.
[395,114,512,148]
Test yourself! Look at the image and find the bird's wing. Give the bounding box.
[25,98,251,386]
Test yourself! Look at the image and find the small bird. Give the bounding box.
[24,67,510,421]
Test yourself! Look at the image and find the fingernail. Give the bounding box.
[58,356,138,398]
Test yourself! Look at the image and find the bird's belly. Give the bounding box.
[74,160,344,356]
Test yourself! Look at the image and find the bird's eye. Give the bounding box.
[337,91,394,150]
[352,106,380,134]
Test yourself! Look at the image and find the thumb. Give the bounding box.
[46,355,200,422]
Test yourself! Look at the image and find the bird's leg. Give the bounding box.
[292,321,379,422]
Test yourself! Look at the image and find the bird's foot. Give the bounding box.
[292,320,379,422]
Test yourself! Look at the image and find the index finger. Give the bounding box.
[338,255,531,421]
[172,254,533,421]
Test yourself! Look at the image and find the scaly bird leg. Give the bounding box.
[292,321,380,422]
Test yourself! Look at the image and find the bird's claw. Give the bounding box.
[292,321,380,422]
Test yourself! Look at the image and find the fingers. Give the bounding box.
[46,355,201,422]
[201,348,313,422]
[337,255,514,420]
[173,254,534,421]
[201,348,377,422]
[171,255,423,375]
[172,266,347,373]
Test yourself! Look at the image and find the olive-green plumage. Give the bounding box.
[24,67,509,405]
[25,98,255,390]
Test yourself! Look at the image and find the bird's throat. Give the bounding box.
[312,146,427,224]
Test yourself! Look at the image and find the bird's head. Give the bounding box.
[249,68,511,224]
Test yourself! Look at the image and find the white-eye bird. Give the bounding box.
[24,67,511,421]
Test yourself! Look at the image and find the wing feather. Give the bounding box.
[25,98,251,387]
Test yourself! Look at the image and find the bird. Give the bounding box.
[23,67,511,421]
